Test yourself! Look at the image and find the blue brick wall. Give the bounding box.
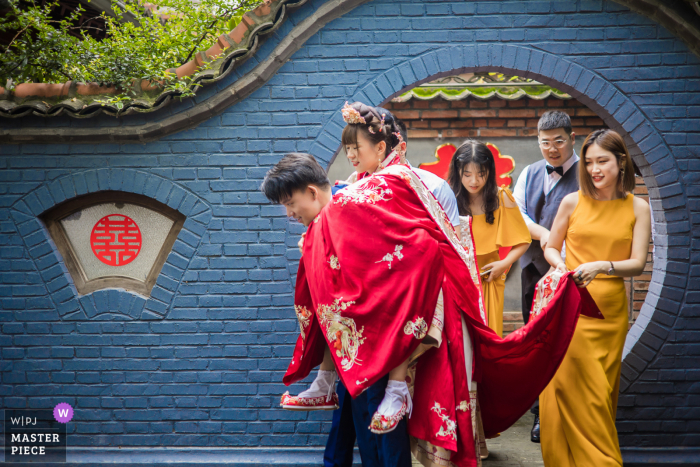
[0,0,699,451]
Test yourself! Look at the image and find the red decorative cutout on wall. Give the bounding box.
[418,142,516,188]
[491,143,516,188]
[90,214,142,266]
[418,143,456,180]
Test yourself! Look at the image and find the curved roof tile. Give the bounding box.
[392,85,572,102]
[0,0,307,118]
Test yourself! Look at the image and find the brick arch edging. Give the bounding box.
[9,168,212,321]
[308,43,688,393]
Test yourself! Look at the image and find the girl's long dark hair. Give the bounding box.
[447,139,499,224]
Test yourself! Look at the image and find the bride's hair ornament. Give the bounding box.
[340,101,402,149]
[341,102,366,125]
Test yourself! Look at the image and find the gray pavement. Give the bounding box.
[481,413,544,467]
[411,413,543,467]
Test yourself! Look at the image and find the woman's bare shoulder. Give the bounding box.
[499,187,518,209]
[632,195,651,216]
[558,192,579,214]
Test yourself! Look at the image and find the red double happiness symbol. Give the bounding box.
[90,214,142,266]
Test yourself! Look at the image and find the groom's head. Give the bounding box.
[395,117,408,157]
[537,111,576,167]
[261,153,332,226]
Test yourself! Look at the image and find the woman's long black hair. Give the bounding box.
[447,139,499,224]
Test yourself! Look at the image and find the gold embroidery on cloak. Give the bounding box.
[317,298,365,371]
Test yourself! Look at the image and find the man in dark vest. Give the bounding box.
[513,110,580,444]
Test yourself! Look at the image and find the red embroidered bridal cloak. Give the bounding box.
[283,165,601,467]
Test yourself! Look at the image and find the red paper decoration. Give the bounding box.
[418,143,456,180]
[90,214,142,266]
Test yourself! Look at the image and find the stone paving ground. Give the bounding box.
[480,414,543,467]
[411,413,543,467]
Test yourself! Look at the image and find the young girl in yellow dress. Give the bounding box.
[447,140,531,337]
[541,129,651,467]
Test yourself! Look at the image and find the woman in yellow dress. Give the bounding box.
[541,129,651,466]
[448,140,532,337]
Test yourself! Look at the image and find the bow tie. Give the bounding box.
[546,165,564,176]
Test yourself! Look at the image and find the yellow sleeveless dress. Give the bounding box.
[540,191,635,467]
[471,187,531,337]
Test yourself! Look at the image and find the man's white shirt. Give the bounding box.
[409,165,461,228]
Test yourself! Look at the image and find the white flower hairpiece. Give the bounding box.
[341,102,366,125]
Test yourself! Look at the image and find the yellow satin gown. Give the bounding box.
[471,187,531,337]
[540,191,635,467]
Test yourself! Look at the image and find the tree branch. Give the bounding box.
[182,7,235,64]
[3,23,31,56]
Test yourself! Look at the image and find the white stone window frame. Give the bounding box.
[42,191,186,297]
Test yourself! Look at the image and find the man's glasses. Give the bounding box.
[538,139,568,149]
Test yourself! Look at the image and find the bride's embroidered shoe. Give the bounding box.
[280,391,339,411]
[369,399,408,434]
[369,380,412,434]
[280,369,339,411]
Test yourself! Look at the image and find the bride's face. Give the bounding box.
[345,130,386,174]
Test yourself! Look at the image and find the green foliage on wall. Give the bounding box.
[0,0,263,104]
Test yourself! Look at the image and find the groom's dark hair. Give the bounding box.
[394,117,408,156]
[537,110,573,135]
[260,153,331,204]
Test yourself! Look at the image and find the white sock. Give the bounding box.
[298,370,337,400]
[377,380,412,417]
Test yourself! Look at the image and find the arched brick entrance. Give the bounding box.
[310,43,683,404]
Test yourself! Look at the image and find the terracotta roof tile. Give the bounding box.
[0,0,305,118]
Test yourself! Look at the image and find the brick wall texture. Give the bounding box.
[388,95,606,139]
[0,0,698,451]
